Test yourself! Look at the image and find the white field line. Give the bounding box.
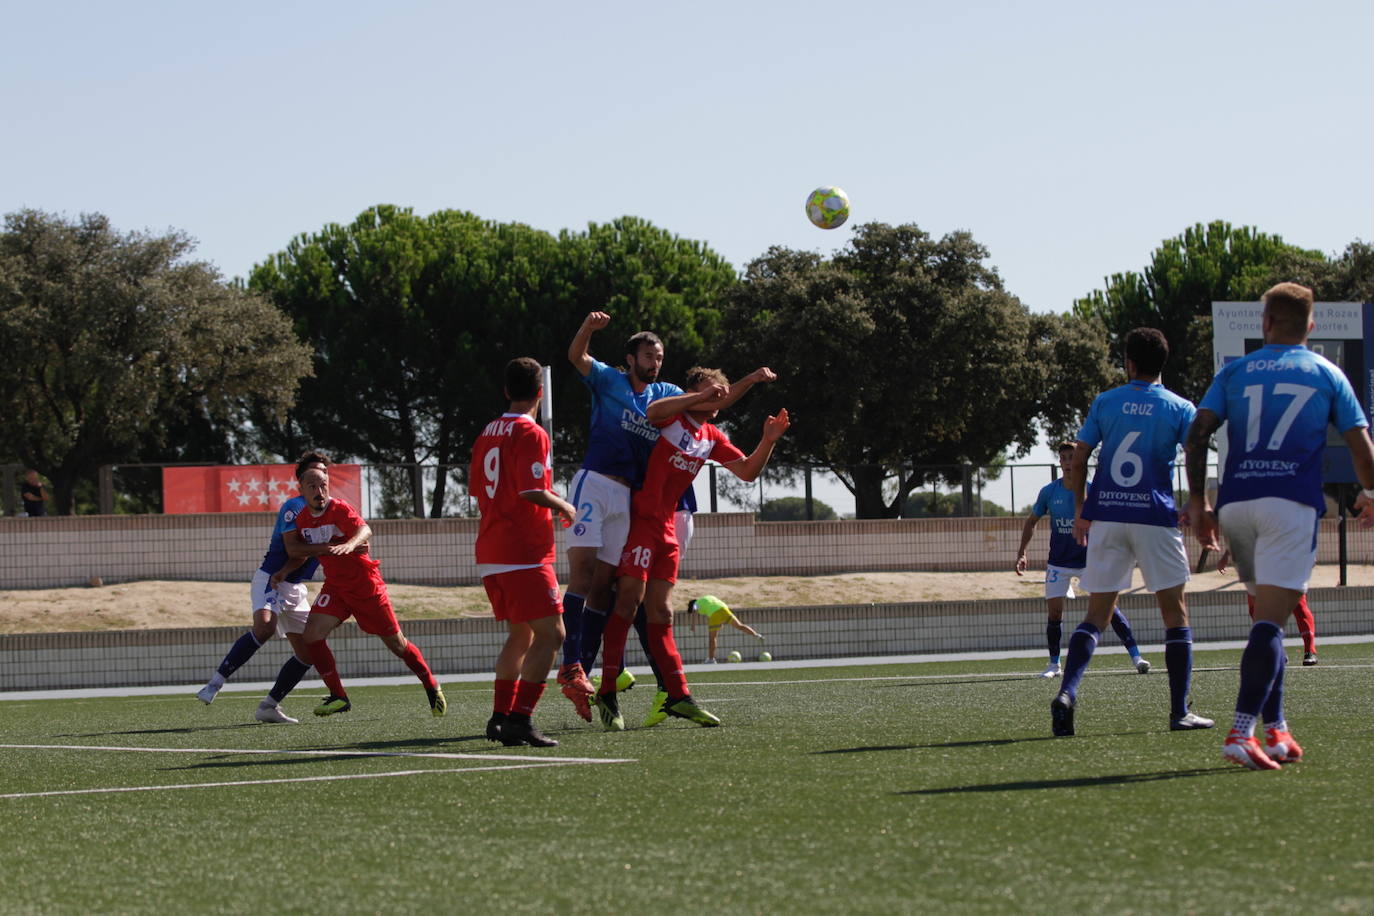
[0,743,635,800]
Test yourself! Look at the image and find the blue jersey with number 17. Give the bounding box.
[1078,380,1196,527]
[1200,343,1367,515]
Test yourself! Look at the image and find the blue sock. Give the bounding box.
[1164,626,1195,719]
[1261,650,1287,726]
[560,593,586,667]
[1237,621,1284,719]
[216,631,262,679]
[268,655,312,703]
[1046,619,1062,663]
[1110,608,1141,658]
[1060,622,1101,702]
[579,607,608,673]
[632,604,664,690]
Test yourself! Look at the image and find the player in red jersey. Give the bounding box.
[285,467,446,718]
[593,366,789,730]
[471,358,578,748]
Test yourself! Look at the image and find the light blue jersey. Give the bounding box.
[258,496,318,584]
[1078,380,1195,527]
[1032,479,1086,568]
[579,359,683,487]
[1200,343,1367,515]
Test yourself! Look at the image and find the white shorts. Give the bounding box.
[675,508,695,554]
[565,469,632,565]
[250,569,311,636]
[1044,564,1079,600]
[1219,497,1318,592]
[1079,520,1189,593]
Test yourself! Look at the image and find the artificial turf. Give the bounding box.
[2,645,1372,914]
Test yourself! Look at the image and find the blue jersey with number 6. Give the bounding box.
[1078,380,1195,526]
[1199,343,1366,515]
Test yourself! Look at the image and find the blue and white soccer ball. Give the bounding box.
[806,186,849,230]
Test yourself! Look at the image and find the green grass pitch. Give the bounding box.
[2,645,1373,913]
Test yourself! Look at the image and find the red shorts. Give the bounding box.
[616,517,679,583]
[310,580,400,637]
[482,565,563,623]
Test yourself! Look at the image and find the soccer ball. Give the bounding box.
[727,650,742,663]
[758,651,772,662]
[805,186,849,229]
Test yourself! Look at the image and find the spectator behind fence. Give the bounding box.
[21,469,48,516]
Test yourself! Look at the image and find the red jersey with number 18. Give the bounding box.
[470,412,555,566]
[632,414,743,527]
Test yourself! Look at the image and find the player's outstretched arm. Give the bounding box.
[521,489,577,527]
[1343,426,1374,528]
[709,367,776,413]
[568,311,610,377]
[645,384,728,422]
[723,409,791,483]
[1015,514,1039,576]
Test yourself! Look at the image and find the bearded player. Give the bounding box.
[593,367,788,731]
[471,358,578,748]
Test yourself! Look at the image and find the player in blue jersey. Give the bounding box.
[1184,283,1374,769]
[1051,328,1214,736]
[556,312,686,719]
[195,452,330,724]
[1015,441,1150,678]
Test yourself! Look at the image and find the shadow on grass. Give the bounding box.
[816,732,1149,754]
[156,734,512,771]
[897,766,1232,795]
[55,723,267,738]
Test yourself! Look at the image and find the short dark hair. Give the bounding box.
[684,366,729,390]
[1124,328,1169,377]
[1263,282,1314,337]
[1056,441,1076,455]
[295,451,330,480]
[625,330,664,361]
[505,357,542,400]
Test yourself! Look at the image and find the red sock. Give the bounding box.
[1293,595,1316,654]
[1245,594,1256,620]
[400,642,436,689]
[646,622,689,698]
[514,679,546,716]
[598,613,633,695]
[493,678,517,715]
[308,640,347,698]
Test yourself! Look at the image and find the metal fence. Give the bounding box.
[14,460,1231,521]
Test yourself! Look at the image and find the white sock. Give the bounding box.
[1231,712,1257,737]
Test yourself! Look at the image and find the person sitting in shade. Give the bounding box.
[689,595,763,663]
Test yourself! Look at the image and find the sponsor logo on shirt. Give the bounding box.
[620,409,659,442]
[531,462,544,479]
[670,452,704,475]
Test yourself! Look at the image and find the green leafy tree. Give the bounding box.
[1261,240,1374,303]
[251,208,736,514]
[757,495,837,521]
[714,223,1089,518]
[0,209,311,515]
[1074,221,1323,404]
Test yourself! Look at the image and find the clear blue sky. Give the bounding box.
[5,2,1369,510]
[6,1,1370,313]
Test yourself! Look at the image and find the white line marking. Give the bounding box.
[0,743,633,765]
[0,743,636,800]
[0,764,592,799]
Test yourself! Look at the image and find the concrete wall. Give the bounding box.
[3,587,1369,692]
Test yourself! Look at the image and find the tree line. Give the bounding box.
[3,206,1369,517]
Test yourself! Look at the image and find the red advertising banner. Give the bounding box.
[162,465,363,514]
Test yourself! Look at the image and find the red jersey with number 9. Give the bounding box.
[470,412,555,566]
